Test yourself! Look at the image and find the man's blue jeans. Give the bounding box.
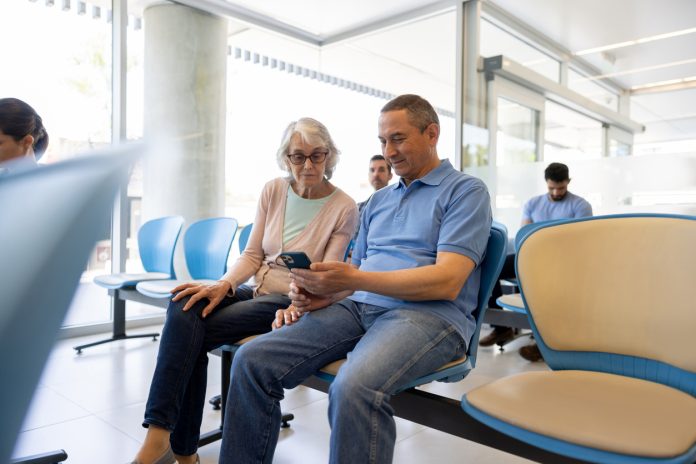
[220,299,466,464]
[142,286,290,456]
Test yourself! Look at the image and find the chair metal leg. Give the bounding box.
[209,394,222,410]
[73,294,159,353]
[10,449,68,464]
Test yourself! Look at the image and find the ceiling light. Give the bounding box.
[631,75,696,91]
[574,27,696,56]
[573,58,696,82]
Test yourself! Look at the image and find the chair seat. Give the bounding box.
[495,293,525,313]
[93,272,171,290]
[464,370,696,459]
[317,355,470,391]
[136,279,217,298]
[319,355,468,377]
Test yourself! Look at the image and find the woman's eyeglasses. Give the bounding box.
[287,150,328,165]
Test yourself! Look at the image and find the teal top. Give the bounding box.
[283,184,336,245]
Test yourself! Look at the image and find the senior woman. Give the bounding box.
[132,118,358,464]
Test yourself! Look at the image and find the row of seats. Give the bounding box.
[90,213,696,463]
[222,215,696,464]
[94,216,252,299]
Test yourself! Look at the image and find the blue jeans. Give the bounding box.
[142,285,290,455]
[220,299,466,464]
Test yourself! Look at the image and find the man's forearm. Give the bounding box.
[351,254,474,302]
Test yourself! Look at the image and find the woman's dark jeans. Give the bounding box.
[142,285,290,455]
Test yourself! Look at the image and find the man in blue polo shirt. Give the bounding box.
[219,94,491,464]
[482,162,592,361]
[521,162,592,225]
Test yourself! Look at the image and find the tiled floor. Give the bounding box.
[12,326,546,463]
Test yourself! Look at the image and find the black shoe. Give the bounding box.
[519,342,543,362]
[479,327,515,347]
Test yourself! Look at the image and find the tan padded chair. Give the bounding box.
[462,215,696,463]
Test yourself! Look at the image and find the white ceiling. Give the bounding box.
[129,0,696,144]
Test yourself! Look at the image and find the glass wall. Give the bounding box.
[568,68,619,111]
[544,101,603,162]
[495,97,539,166]
[480,18,560,82]
[0,0,154,328]
[1,0,113,327]
[0,0,112,157]
[225,10,457,226]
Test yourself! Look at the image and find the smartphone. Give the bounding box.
[278,251,312,270]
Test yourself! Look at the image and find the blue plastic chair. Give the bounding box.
[315,222,508,389]
[463,214,696,464]
[0,147,138,464]
[237,223,252,253]
[93,216,184,289]
[136,217,238,298]
[74,216,185,353]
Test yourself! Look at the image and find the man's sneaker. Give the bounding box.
[479,327,515,346]
[519,342,543,362]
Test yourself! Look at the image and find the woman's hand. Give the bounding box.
[272,306,304,330]
[288,281,333,313]
[171,280,232,318]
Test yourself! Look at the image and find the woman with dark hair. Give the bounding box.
[0,98,49,165]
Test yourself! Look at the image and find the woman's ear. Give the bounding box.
[20,134,35,155]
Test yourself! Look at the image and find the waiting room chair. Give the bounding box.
[463,214,696,464]
[208,222,507,440]
[136,217,238,298]
[315,222,508,389]
[237,223,252,254]
[73,216,184,353]
[0,147,138,464]
[492,220,558,349]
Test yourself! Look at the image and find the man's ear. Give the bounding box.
[425,123,439,146]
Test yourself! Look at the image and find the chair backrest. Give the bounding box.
[468,221,509,367]
[138,216,184,276]
[237,223,252,254]
[0,147,138,464]
[513,219,557,251]
[184,217,238,280]
[517,214,696,396]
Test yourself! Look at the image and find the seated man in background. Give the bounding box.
[351,154,393,246]
[219,94,492,464]
[359,154,393,211]
[482,161,592,361]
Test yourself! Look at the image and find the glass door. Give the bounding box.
[487,77,545,167]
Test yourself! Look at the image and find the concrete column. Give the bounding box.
[142,3,227,277]
[143,3,226,222]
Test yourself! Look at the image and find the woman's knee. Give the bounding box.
[166,296,203,322]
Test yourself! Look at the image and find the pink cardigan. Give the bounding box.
[221,177,358,296]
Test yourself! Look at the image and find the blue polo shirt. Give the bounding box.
[349,159,492,343]
[522,191,592,223]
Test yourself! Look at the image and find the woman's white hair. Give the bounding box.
[276,117,340,180]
